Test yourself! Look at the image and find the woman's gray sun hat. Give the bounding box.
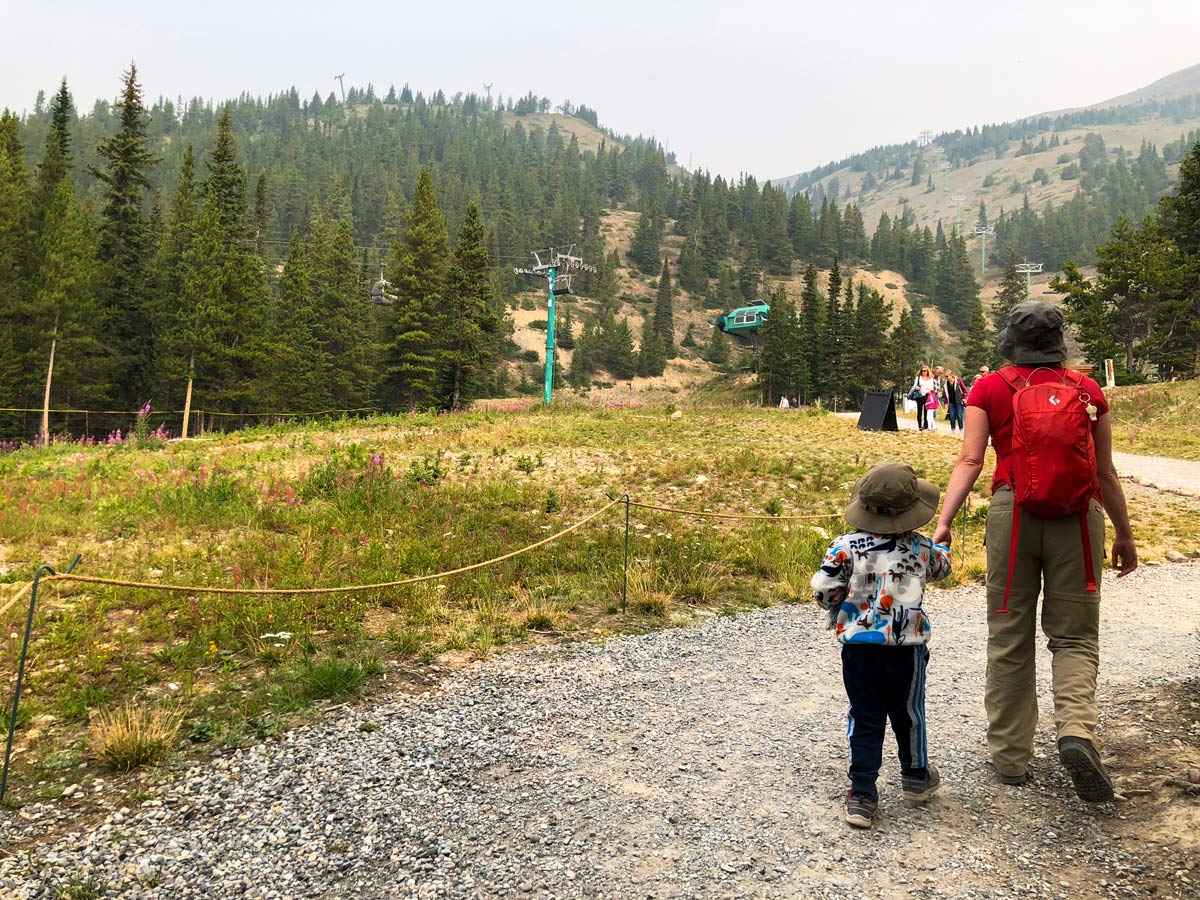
[997,300,1068,365]
[845,463,940,534]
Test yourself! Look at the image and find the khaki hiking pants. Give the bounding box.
[984,488,1106,777]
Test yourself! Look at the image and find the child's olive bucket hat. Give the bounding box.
[845,463,939,534]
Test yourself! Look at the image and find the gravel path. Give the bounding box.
[3,562,1197,900]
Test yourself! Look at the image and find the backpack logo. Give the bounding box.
[1048,394,1060,406]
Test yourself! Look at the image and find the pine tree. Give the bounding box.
[653,256,675,356]
[385,168,447,410]
[92,64,159,405]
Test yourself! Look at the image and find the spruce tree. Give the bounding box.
[677,237,707,295]
[268,232,330,412]
[890,309,922,390]
[314,214,378,410]
[441,203,502,408]
[705,326,730,369]
[32,79,73,233]
[30,178,108,411]
[653,256,675,356]
[758,284,802,405]
[797,264,824,401]
[92,64,158,405]
[637,313,666,377]
[0,112,32,413]
[629,212,662,274]
[993,253,1027,336]
[961,299,994,376]
[385,167,448,410]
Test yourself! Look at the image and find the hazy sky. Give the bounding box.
[5,1,1199,179]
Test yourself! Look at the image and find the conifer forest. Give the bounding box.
[2,66,1199,441]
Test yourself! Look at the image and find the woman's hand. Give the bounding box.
[1111,535,1138,576]
[933,523,952,547]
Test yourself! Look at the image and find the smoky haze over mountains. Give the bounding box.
[6,0,1200,179]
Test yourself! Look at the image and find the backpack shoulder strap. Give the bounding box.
[996,367,1024,392]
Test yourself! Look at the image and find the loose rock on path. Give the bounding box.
[2,560,1197,899]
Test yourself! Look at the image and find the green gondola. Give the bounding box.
[715,300,770,335]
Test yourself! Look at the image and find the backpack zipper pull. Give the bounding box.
[1085,403,1097,421]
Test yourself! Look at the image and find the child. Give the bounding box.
[811,462,952,828]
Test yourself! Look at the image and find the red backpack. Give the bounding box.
[996,367,1100,613]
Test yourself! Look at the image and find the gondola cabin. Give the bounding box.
[715,300,769,335]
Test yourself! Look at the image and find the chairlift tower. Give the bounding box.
[334,73,346,104]
[483,82,493,107]
[515,246,597,405]
[949,195,968,233]
[1016,261,1043,300]
[917,129,934,148]
[973,225,995,276]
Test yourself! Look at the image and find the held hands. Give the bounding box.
[1111,535,1138,577]
[933,523,952,548]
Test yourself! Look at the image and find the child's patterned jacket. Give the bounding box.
[811,530,951,646]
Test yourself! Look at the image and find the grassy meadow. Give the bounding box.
[1108,379,1200,461]
[1,401,1196,801]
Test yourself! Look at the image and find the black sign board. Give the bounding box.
[857,390,899,431]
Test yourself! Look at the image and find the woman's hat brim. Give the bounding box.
[998,326,1067,365]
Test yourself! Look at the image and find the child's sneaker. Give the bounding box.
[844,792,878,828]
[901,764,941,801]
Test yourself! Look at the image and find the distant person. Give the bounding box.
[812,462,952,828]
[968,365,990,399]
[944,372,965,436]
[934,302,1138,801]
[779,396,790,410]
[910,366,937,431]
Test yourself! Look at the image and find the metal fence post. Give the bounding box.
[1,554,79,804]
[622,494,630,615]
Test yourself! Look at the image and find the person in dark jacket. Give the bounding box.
[944,372,965,435]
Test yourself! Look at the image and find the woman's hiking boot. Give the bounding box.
[1058,736,1115,802]
[844,792,878,828]
[901,764,942,801]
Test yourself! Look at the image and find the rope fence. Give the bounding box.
[2,490,935,802]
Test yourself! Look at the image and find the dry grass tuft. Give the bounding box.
[87,703,182,772]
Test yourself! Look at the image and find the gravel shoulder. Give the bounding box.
[3,562,1198,899]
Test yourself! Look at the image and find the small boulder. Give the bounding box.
[1166,550,1188,563]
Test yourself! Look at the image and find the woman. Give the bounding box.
[911,365,936,431]
[933,301,1137,801]
[943,371,965,435]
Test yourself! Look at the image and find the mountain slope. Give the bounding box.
[1039,62,1200,116]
